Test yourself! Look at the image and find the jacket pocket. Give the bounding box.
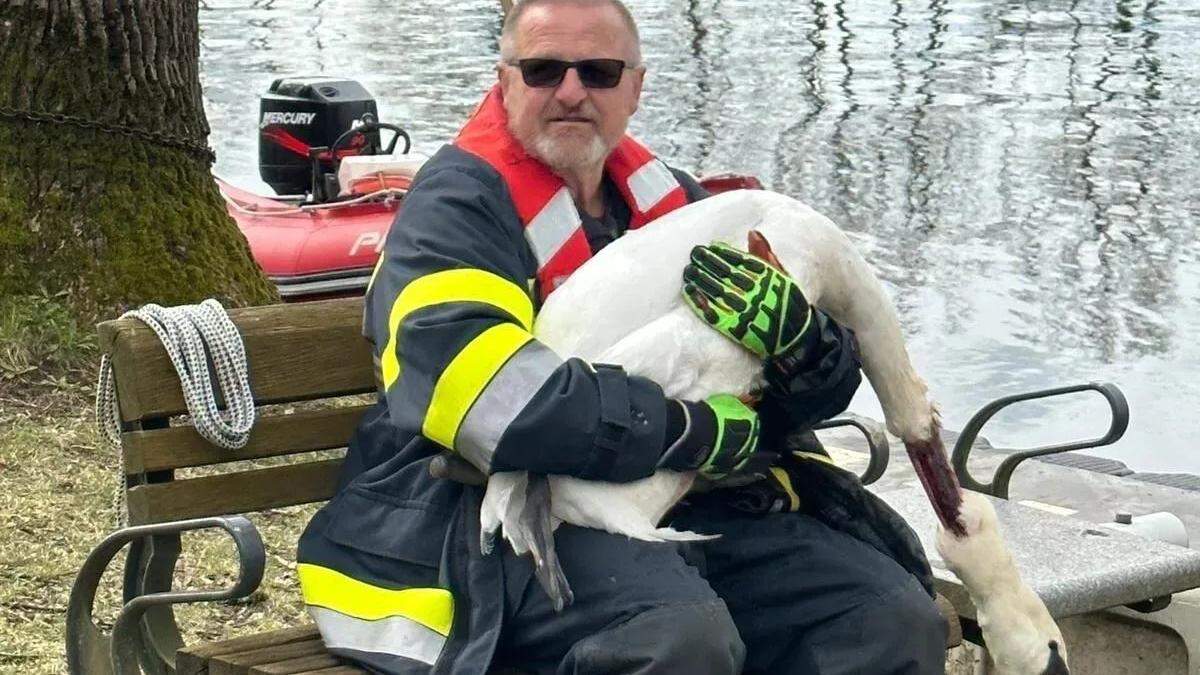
[321,487,453,568]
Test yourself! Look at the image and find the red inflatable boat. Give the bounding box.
[217,174,403,300]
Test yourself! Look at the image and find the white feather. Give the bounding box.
[479,191,1068,673]
[481,189,933,547]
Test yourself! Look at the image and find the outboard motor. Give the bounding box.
[258,77,410,201]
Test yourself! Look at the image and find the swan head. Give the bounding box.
[992,637,1071,675]
[938,492,1070,675]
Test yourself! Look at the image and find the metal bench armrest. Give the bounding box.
[951,382,1130,499]
[67,515,265,675]
[813,414,890,485]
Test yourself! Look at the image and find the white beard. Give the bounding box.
[531,132,610,174]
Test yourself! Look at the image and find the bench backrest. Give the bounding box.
[99,298,373,525]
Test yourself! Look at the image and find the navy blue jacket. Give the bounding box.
[296,142,873,673]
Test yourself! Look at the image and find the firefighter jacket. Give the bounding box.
[294,86,896,674]
[296,86,712,673]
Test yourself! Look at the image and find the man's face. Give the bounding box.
[499,3,644,175]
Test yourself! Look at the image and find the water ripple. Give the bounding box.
[201,0,1200,472]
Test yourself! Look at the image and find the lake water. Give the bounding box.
[198,0,1200,473]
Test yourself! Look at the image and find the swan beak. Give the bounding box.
[748,229,787,273]
[905,435,967,537]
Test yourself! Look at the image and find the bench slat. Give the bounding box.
[124,405,371,473]
[176,626,321,675]
[210,639,328,675]
[251,654,342,675]
[126,459,343,524]
[99,298,374,423]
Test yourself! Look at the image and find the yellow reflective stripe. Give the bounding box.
[792,450,837,467]
[380,269,535,389]
[365,252,387,295]
[297,563,454,637]
[423,323,533,449]
[769,467,801,512]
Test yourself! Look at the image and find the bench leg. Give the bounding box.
[123,533,184,675]
[66,516,264,675]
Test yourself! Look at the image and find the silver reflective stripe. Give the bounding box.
[525,187,581,266]
[309,605,446,667]
[626,159,679,212]
[456,340,563,472]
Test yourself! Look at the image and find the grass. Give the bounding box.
[0,292,96,389]
[0,384,318,673]
[0,293,328,671]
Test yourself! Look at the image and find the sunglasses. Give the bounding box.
[509,58,632,89]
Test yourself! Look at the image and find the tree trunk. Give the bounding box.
[0,0,276,322]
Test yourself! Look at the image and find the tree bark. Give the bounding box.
[0,0,276,322]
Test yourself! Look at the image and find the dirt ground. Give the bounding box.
[0,385,317,673]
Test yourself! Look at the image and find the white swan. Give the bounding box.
[480,189,1067,672]
[482,189,956,546]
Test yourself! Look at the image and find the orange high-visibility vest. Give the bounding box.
[456,85,689,299]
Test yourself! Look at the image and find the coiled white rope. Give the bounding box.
[96,300,256,524]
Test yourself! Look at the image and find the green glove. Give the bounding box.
[659,393,761,480]
[682,243,813,360]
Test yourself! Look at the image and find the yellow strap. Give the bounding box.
[792,450,837,467]
[296,563,454,636]
[769,467,802,511]
[380,269,535,389]
[423,323,533,449]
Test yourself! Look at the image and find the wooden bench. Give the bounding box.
[66,297,962,675]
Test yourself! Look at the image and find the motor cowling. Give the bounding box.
[258,77,379,195]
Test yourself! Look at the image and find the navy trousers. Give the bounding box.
[495,501,947,674]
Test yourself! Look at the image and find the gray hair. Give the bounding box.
[499,0,643,66]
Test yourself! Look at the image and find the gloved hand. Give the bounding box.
[758,309,863,446]
[682,243,814,361]
[658,393,761,480]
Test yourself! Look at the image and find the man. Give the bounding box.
[297,1,947,672]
